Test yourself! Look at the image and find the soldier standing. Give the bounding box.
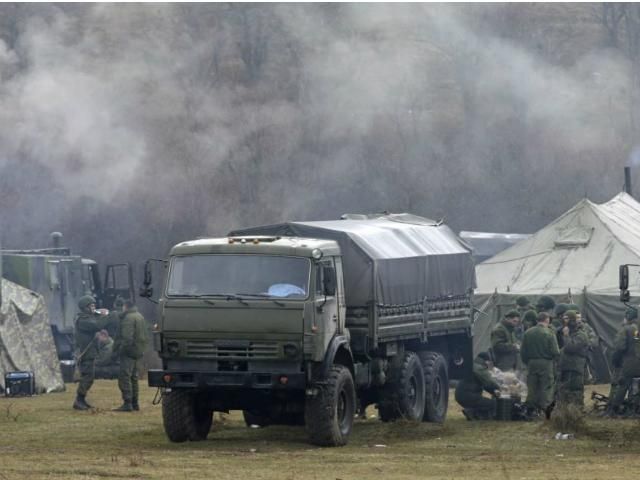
[455,352,501,420]
[558,310,589,408]
[113,300,148,412]
[491,310,520,371]
[520,312,560,414]
[609,307,640,415]
[73,295,111,410]
[536,296,557,327]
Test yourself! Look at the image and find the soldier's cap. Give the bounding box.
[564,310,577,322]
[566,303,580,313]
[476,351,492,362]
[625,307,638,321]
[523,310,538,323]
[78,295,96,310]
[505,309,521,319]
[536,295,556,311]
[515,296,530,307]
[554,303,569,317]
[114,296,125,307]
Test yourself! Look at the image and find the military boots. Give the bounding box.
[113,402,133,412]
[73,394,91,410]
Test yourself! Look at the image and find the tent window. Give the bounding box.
[554,226,594,249]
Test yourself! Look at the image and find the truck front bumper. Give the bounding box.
[148,369,306,390]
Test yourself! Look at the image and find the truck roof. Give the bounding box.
[170,236,340,257]
[230,213,476,307]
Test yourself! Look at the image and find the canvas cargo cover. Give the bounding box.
[0,278,64,393]
[230,213,476,307]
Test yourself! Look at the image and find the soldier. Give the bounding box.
[609,307,640,415]
[557,310,589,408]
[574,310,599,384]
[520,312,560,415]
[491,310,520,371]
[604,309,635,415]
[515,296,532,316]
[536,296,557,327]
[455,351,501,420]
[105,296,125,338]
[73,295,111,410]
[522,310,538,332]
[113,300,148,412]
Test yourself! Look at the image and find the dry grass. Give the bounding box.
[1,382,640,479]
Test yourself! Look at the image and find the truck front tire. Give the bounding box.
[378,351,426,422]
[305,365,355,447]
[162,390,213,442]
[420,351,449,423]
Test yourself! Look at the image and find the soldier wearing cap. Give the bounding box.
[491,310,521,371]
[537,296,557,326]
[73,295,111,410]
[609,307,640,415]
[455,352,501,420]
[558,310,589,407]
[520,312,560,414]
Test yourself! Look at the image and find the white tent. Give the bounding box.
[473,192,640,382]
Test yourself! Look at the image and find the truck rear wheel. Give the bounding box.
[162,390,213,442]
[420,351,448,423]
[378,351,426,422]
[305,365,355,447]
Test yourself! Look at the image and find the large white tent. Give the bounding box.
[473,192,640,382]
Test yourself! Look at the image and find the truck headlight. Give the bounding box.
[283,343,299,358]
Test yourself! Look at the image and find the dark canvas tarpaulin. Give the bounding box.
[230,213,476,307]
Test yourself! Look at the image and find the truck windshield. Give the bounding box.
[166,254,311,299]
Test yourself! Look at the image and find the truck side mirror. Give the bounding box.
[620,264,629,291]
[323,266,336,296]
[139,260,154,299]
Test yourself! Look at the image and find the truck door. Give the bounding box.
[314,258,340,357]
[102,263,135,309]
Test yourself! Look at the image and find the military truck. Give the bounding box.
[145,213,475,446]
[1,232,135,380]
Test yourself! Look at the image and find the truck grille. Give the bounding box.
[185,340,280,359]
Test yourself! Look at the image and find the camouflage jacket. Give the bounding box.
[75,311,111,360]
[559,325,589,372]
[491,320,518,371]
[113,307,148,359]
[613,322,640,377]
[520,324,560,364]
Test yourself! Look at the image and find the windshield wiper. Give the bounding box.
[236,292,286,307]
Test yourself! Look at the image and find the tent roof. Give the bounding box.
[475,192,640,295]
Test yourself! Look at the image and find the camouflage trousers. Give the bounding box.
[525,359,555,410]
[558,370,584,407]
[118,356,140,403]
[76,356,96,397]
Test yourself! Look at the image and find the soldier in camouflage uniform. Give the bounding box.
[455,352,501,420]
[609,307,640,415]
[520,312,560,413]
[522,310,538,333]
[537,296,557,327]
[558,310,589,408]
[491,310,520,371]
[113,300,148,412]
[73,295,111,410]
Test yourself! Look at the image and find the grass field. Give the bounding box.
[1,381,640,480]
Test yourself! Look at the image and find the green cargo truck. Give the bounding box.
[145,214,476,446]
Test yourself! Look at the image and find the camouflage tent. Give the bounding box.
[0,279,64,393]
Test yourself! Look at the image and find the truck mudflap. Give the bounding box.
[148,369,306,390]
